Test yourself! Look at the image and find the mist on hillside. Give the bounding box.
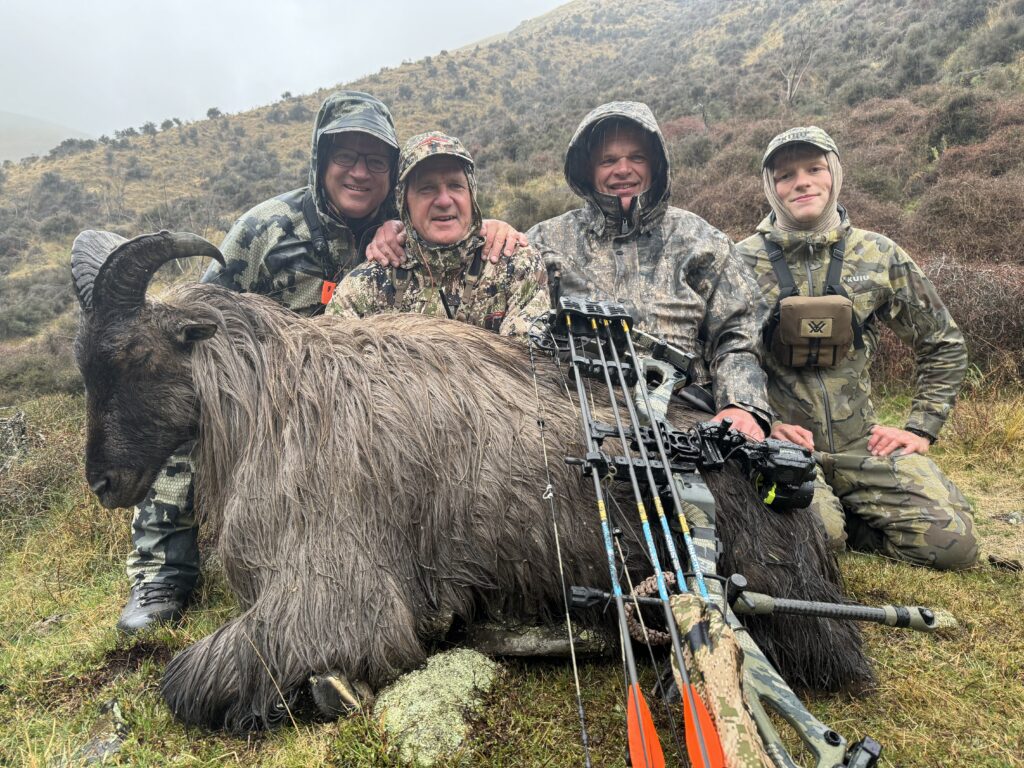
[0,0,565,160]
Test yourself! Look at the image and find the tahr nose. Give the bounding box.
[89,473,111,497]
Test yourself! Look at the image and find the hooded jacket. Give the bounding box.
[328,132,549,336]
[202,91,399,316]
[528,102,771,421]
[735,213,967,453]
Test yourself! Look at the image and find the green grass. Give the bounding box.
[0,393,1021,766]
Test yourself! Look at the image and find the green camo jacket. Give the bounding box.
[201,91,399,316]
[735,215,967,453]
[201,186,378,316]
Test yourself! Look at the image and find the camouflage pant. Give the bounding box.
[809,437,978,570]
[126,444,201,590]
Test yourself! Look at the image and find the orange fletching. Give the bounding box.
[626,683,665,768]
[681,684,725,768]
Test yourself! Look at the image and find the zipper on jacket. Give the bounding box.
[804,243,836,453]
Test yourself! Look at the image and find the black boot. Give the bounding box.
[116,581,190,633]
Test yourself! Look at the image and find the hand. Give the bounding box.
[867,425,930,457]
[770,422,815,451]
[480,219,528,264]
[710,407,765,442]
[366,220,407,267]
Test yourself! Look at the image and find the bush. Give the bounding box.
[938,125,1024,179]
[38,213,80,239]
[0,266,76,340]
[922,256,1024,375]
[0,328,81,405]
[926,91,992,149]
[27,172,98,221]
[679,174,767,242]
[871,257,1024,389]
[909,171,1024,263]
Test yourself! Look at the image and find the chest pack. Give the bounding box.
[763,236,864,368]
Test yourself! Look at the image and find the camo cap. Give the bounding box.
[762,126,839,169]
[398,131,474,184]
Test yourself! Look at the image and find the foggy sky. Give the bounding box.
[1,0,565,137]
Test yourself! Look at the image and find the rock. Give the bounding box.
[31,613,68,636]
[72,699,129,765]
[373,649,499,767]
[465,620,610,657]
[0,408,27,474]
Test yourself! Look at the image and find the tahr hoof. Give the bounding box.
[309,671,375,719]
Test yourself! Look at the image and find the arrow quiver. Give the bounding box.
[539,297,883,768]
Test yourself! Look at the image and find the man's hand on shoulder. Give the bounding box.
[710,406,765,442]
[366,220,407,267]
[868,425,931,457]
[770,422,815,451]
[480,219,528,264]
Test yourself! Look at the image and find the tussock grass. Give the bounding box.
[0,393,1021,766]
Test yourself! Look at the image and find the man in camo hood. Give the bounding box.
[117,91,402,632]
[328,131,549,335]
[736,126,977,570]
[529,101,772,438]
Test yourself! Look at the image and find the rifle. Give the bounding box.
[532,297,940,768]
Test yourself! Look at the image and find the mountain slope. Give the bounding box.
[0,0,1022,359]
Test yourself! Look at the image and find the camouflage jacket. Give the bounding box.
[202,91,399,316]
[736,215,967,453]
[528,101,771,423]
[328,129,549,336]
[327,238,550,337]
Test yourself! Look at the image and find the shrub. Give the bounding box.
[0,266,76,341]
[938,125,1024,179]
[909,171,1024,263]
[926,91,992,149]
[679,174,767,242]
[871,257,1024,389]
[0,326,82,405]
[38,213,80,239]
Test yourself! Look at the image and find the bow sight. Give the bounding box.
[529,296,940,768]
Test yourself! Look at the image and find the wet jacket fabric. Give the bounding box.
[201,91,400,316]
[528,101,771,422]
[735,213,968,453]
[328,131,549,337]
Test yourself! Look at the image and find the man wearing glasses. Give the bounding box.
[117,91,522,632]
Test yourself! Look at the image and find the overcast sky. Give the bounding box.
[1,0,566,137]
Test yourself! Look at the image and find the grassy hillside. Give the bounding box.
[0,1,1022,765]
[2,0,1024,397]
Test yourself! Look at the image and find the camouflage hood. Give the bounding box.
[309,91,400,226]
[396,131,483,271]
[563,101,670,235]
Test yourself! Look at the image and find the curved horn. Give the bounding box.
[90,231,225,315]
[71,230,129,310]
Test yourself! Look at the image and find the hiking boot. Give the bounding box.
[309,671,374,719]
[116,581,190,633]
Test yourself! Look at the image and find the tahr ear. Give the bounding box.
[177,323,217,345]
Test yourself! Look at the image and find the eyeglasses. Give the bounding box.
[328,148,391,174]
